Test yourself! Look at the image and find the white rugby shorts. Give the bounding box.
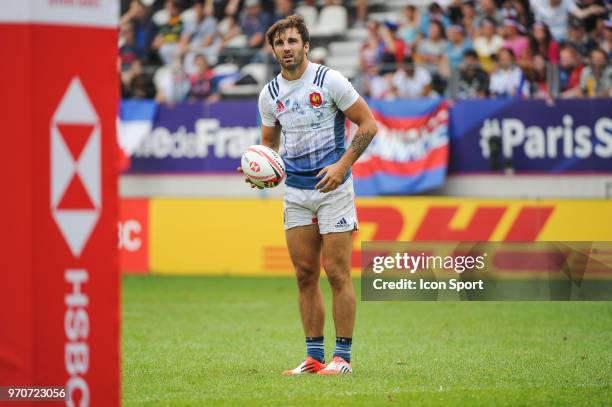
[284,177,358,234]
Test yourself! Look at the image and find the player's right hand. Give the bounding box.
[237,166,263,189]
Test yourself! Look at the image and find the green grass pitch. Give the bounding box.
[123,275,611,406]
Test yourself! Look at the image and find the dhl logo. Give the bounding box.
[264,204,554,271]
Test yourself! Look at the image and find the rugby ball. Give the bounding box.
[241,145,285,188]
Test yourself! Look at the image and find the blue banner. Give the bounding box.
[449,99,612,173]
[123,99,451,198]
[128,101,259,173]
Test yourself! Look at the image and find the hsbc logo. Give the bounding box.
[51,77,101,258]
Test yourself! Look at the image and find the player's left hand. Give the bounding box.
[315,162,348,193]
[237,166,264,189]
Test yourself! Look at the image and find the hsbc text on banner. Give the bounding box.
[449,98,612,173]
[119,199,150,273]
[352,99,449,196]
[0,2,120,406]
[128,101,259,173]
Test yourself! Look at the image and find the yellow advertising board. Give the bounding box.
[149,198,612,275]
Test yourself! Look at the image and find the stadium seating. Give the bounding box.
[119,0,612,100]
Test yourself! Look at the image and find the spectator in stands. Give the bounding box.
[489,47,530,97]
[419,3,451,37]
[572,0,607,33]
[393,56,432,98]
[591,18,607,52]
[121,0,156,63]
[221,0,270,49]
[500,0,519,21]
[379,20,408,63]
[474,18,504,72]
[457,49,490,98]
[129,73,155,99]
[558,44,584,97]
[214,4,241,50]
[366,53,399,100]
[502,19,529,61]
[360,20,383,72]
[120,22,141,70]
[509,0,532,29]
[273,0,294,22]
[152,0,184,65]
[444,24,474,73]
[398,5,420,51]
[530,0,574,42]
[527,54,552,98]
[460,1,479,38]
[602,19,612,59]
[417,20,448,74]
[529,21,560,64]
[188,54,220,102]
[566,17,598,57]
[222,0,241,20]
[154,59,190,103]
[237,0,271,48]
[120,23,145,99]
[181,0,221,67]
[447,0,464,25]
[579,47,612,97]
[210,0,237,21]
[475,0,503,29]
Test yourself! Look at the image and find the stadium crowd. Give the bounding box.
[119,0,612,101]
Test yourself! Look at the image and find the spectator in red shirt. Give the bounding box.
[528,54,552,99]
[379,20,407,63]
[559,44,584,98]
[529,21,560,64]
[188,54,219,102]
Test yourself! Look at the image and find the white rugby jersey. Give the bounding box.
[258,62,360,189]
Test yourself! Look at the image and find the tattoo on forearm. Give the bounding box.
[350,128,375,158]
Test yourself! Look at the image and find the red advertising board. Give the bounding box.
[0,2,119,406]
[119,199,150,273]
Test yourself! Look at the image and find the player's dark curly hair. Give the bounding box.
[266,14,310,48]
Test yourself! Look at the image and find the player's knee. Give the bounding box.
[295,266,319,290]
[323,255,348,275]
[326,270,351,290]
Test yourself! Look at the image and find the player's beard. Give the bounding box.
[279,48,305,71]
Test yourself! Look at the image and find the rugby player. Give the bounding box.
[242,14,377,375]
